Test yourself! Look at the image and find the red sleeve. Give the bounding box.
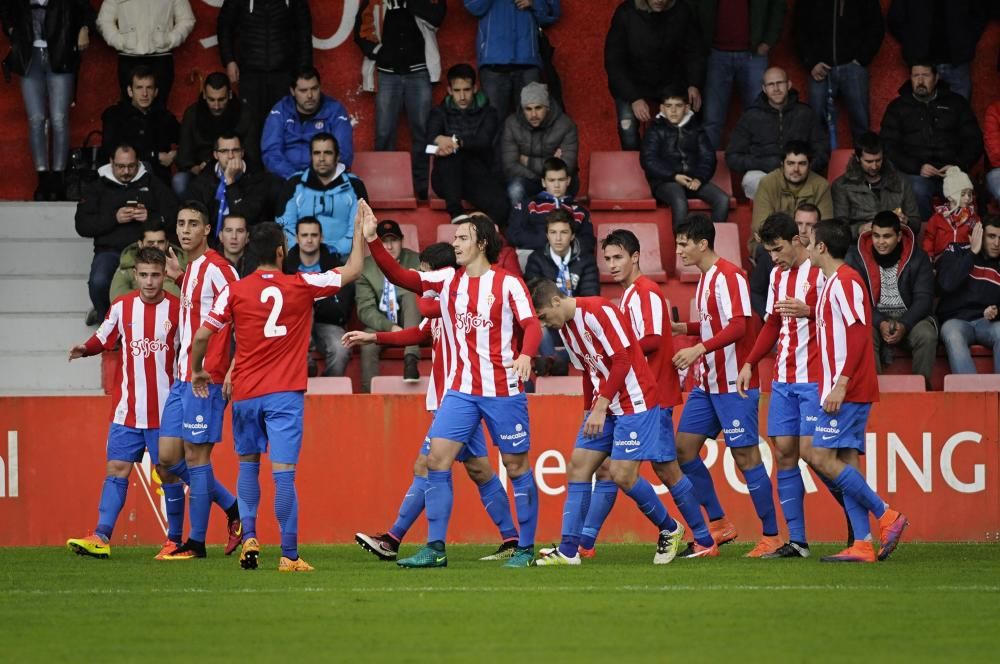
[685,321,700,335]
[417,297,441,319]
[519,316,542,357]
[367,238,424,293]
[83,335,105,356]
[598,348,630,402]
[375,325,432,347]
[638,334,661,355]
[744,312,780,365]
[582,371,594,411]
[702,316,747,353]
[839,320,868,379]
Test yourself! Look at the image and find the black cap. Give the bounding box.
[376,219,403,239]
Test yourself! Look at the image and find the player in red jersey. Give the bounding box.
[66,247,180,558]
[190,220,365,571]
[804,220,908,563]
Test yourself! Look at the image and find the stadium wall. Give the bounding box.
[0,0,997,201]
[1,393,996,546]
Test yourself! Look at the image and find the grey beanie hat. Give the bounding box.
[520,82,550,108]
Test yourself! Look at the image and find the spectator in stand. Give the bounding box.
[523,209,599,376]
[690,0,786,151]
[793,0,884,148]
[0,0,95,201]
[262,66,354,179]
[276,133,368,257]
[500,82,578,207]
[354,0,446,200]
[217,0,313,129]
[282,217,354,377]
[464,0,560,121]
[219,214,255,277]
[427,63,508,225]
[923,167,981,263]
[100,65,180,187]
[175,72,258,197]
[749,206,819,319]
[640,84,729,229]
[750,141,832,254]
[832,132,920,239]
[186,133,280,230]
[97,0,194,107]
[936,216,1000,375]
[985,100,1000,205]
[357,219,422,392]
[506,156,594,255]
[75,143,178,325]
[604,0,705,151]
[726,67,828,200]
[887,0,988,100]
[880,62,983,223]
[846,211,936,389]
[109,219,186,302]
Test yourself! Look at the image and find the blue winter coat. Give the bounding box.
[464,0,560,67]
[261,94,355,179]
[276,167,368,257]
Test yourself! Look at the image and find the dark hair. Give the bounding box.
[135,246,166,269]
[249,222,287,265]
[528,278,563,311]
[795,202,821,220]
[541,156,569,177]
[909,60,938,76]
[296,216,322,233]
[111,143,137,159]
[759,212,798,245]
[214,132,242,150]
[447,63,477,86]
[983,215,1000,231]
[675,214,715,250]
[310,132,339,155]
[461,213,501,264]
[129,64,156,87]
[658,83,688,104]
[546,208,577,231]
[601,228,640,255]
[783,140,812,161]
[292,65,321,87]
[204,72,231,91]
[420,242,458,270]
[854,131,883,158]
[813,219,852,259]
[178,200,210,225]
[140,219,166,238]
[872,210,901,233]
[221,214,247,230]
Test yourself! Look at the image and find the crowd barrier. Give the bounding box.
[0,393,996,546]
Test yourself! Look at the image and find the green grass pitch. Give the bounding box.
[2,543,998,662]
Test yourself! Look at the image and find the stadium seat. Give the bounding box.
[588,152,657,210]
[878,374,926,392]
[827,148,853,184]
[398,223,420,253]
[351,152,417,208]
[942,374,1000,392]
[595,222,666,282]
[689,151,738,211]
[436,223,456,244]
[677,222,740,283]
[371,376,429,394]
[534,376,584,394]
[306,377,353,394]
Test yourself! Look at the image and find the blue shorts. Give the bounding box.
[658,408,678,462]
[159,381,226,444]
[575,407,668,462]
[232,391,305,465]
[677,388,760,448]
[768,381,821,438]
[419,416,488,463]
[812,403,871,452]
[429,390,530,455]
[106,423,160,463]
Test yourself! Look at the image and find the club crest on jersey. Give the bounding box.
[454,311,493,330]
[582,330,593,345]
[163,320,172,334]
[130,337,169,358]
[486,293,495,308]
[583,353,604,373]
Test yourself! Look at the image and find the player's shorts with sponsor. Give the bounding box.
[160,380,226,443]
[232,391,305,464]
[657,407,678,462]
[768,381,821,438]
[420,410,488,462]
[812,402,871,452]
[106,423,160,463]
[429,390,530,455]
[575,406,668,462]
[678,387,760,448]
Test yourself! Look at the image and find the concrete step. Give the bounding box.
[0,276,91,313]
[0,351,103,393]
[0,202,80,240]
[0,238,93,276]
[0,313,96,353]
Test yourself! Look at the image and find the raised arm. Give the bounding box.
[360,200,425,293]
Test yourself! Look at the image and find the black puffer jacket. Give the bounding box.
[887,0,988,67]
[936,245,1000,322]
[427,91,499,163]
[185,164,282,227]
[794,0,884,69]
[0,0,94,75]
[283,245,355,327]
[100,101,181,184]
[523,243,601,298]
[725,89,829,174]
[604,0,705,102]
[75,164,178,253]
[880,81,984,175]
[177,95,259,172]
[640,112,716,189]
[217,0,312,72]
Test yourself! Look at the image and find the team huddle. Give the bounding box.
[65,200,908,570]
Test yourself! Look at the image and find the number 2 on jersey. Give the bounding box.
[261,286,288,338]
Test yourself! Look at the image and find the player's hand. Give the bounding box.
[736,363,753,398]
[68,344,87,361]
[775,297,810,318]
[583,407,607,438]
[191,369,212,398]
[672,343,705,370]
[822,383,846,414]
[222,366,234,401]
[631,99,651,123]
[165,246,182,280]
[670,321,687,336]
[341,330,376,347]
[512,354,532,382]
[985,305,999,321]
[358,199,379,241]
[970,222,984,255]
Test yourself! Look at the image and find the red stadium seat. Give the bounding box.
[398,223,420,253]
[306,377,353,394]
[351,152,417,209]
[827,149,853,184]
[595,222,666,282]
[878,374,926,392]
[588,152,657,210]
[689,151,738,211]
[677,223,739,283]
[942,374,1000,392]
[371,376,430,395]
[436,223,456,245]
[534,376,584,394]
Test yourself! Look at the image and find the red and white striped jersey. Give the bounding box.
[695,258,755,394]
[86,292,180,429]
[766,259,825,384]
[816,264,879,404]
[420,316,448,411]
[560,297,657,416]
[417,266,536,397]
[621,276,682,408]
[177,249,238,383]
